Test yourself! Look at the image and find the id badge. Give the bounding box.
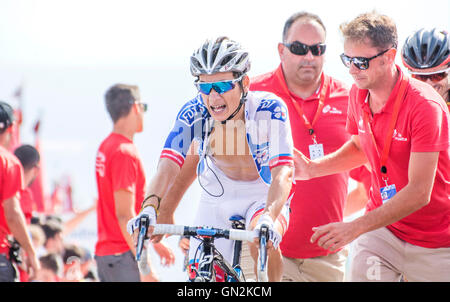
[309,143,324,160]
[380,184,397,204]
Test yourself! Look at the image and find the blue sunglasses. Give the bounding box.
[195,75,243,95]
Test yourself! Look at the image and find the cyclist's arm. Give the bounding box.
[263,165,294,220]
[295,135,368,180]
[142,158,182,209]
[152,143,199,243]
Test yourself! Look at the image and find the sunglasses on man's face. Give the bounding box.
[412,72,448,83]
[340,48,391,71]
[129,100,148,112]
[284,41,326,56]
[195,76,243,95]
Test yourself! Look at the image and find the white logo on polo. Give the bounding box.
[95,151,106,177]
[322,104,343,115]
[392,129,407,142]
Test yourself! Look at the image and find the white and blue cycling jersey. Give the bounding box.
[160,90,295,186]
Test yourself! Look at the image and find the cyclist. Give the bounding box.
[128,36,295,281]
[401,28,449,107]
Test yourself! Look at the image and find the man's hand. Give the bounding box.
[153,241,175,267]
[310,221,361,252]
[293,148,313,180]
[25,251,40,280]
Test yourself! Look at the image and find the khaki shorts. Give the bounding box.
[348,227,450,282]
[281,249,348,282]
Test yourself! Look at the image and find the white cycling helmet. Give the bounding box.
[190,37,251,77]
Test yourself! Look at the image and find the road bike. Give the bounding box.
[135,215,269,282]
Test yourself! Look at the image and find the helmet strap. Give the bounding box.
[220,80,247,124]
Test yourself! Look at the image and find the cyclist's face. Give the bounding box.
[279,20,326,86]
[422,74,449,101]
[199,72,248,122]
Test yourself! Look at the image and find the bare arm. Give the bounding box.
[351,151,438,235]
[295,135,368,180]
[152,152,199,242]
[3,196,40,278]
[262,165,294,221]
[344,182,368,217]
[311,151,440,251]
[114,189,138,255]
[142,158,181,209]
[62,202,97,237]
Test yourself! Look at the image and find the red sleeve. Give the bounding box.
[1,157,24,202]
[410,100,450,152]
[109,151,137,194]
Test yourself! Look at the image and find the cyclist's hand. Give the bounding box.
[127,206,157,245]
[253,213,282,249]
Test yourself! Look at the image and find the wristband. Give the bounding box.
[141,194,161,210]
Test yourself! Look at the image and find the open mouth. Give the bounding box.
[210,104,227,113]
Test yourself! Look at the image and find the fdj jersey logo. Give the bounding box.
[257,99,287,122]
[254,144,270,166]
[178,100,208,126]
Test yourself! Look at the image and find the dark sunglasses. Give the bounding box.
[412,72,448,83]
[129,100,148,112]
[195,75,243,95]
[284,41,326,56]
[340,48,391,70]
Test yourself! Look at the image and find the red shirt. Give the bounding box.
[19,188,34,224]
[95,133,146,256]
[0,146,24,254]
[349,165,372,195]
[347,66,450,248]
[251,65,352,258]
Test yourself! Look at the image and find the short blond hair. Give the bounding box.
[340,11,398,51]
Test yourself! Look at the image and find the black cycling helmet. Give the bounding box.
[0,101,15,134]
[402,28,450,74]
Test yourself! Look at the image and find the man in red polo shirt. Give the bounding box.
[249,11,359,282]
[95,84,174,282]
[14,144,40,224]
[296,12,450,281]
[0,101,40,282]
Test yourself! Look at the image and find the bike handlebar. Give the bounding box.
[136,223,269,281]
[152,224,257,242]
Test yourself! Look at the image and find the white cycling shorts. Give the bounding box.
[188,157,290,266]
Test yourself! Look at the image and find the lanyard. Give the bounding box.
[363,74,409,185]
[290,75,330,144]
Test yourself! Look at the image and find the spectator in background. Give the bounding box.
[14,144,40,224]
[35,253,63,282]
[95,84,174,282]
[41,219,65,255]
[0,101,40,281]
